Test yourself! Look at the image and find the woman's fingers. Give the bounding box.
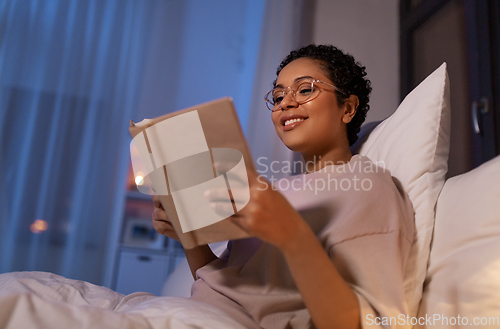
[152,216,180,241]
[208,200,236,217]
[151,196,180,241]
[204,187,229,201]
[152,218,172,231]
[205,187,248,203]
[152,207,168,220]
[152,195,164,209]
[205,186,252,217]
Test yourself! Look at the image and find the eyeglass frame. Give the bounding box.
[264,78,347,112]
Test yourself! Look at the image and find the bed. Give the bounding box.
[0,271,245,329]
[1,63,499,328]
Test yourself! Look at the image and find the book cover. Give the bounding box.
[129,97,255,249]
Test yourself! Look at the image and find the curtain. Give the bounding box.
[246,0,309,179]
[0,0,309,288]
[0,0,155,285]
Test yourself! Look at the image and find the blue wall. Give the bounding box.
[134,0,266,135]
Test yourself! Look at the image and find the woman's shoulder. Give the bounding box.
[332,155,411,213]
[273,154,400,202]
[319,155,414,247]
[350,155,411,206]
[311,154,396,191]
[320,154,389,177]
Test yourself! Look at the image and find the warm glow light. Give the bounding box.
[30,219,48,234]
[135,175,144,186]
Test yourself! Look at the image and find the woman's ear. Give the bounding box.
[342,95,359,123]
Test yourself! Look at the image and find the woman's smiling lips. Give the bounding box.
[280,113,308,131]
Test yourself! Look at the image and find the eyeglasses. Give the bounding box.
[264,78,346,112]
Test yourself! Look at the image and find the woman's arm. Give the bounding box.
[183,245,218,279]
[280,221,360,329]
[152,195,218,279]
[208,176,360,329]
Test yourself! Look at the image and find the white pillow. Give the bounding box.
[357,63,451,317]
[417,155,500,327]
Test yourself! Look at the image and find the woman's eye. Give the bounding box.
[298,87,312,95]
[273,96,284,104]
[272,91,285,104]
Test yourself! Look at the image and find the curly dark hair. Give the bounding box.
[275,44,371,146]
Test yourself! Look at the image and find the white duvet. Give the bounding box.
[0,271,246,329]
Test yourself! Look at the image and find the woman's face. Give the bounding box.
[271,58,351,157]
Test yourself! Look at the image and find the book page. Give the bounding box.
[129,97,255,249]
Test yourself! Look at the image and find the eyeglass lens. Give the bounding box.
[267,81,320,109]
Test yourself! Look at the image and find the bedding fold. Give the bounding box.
[0,271,245,329]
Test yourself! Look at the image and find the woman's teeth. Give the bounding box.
[284,118,304,126]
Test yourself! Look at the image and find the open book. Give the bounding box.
[129,97,255,249]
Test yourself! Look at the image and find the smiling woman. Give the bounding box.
[270,58,357,170]
[153,44,415,329]
[269,45,371,173]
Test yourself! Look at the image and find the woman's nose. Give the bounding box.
[279,91,298,111]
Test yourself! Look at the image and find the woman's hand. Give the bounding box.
[152,195,180,242]
[207,171,310,252]
[208,172,360,329]
[152,195,218,278]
